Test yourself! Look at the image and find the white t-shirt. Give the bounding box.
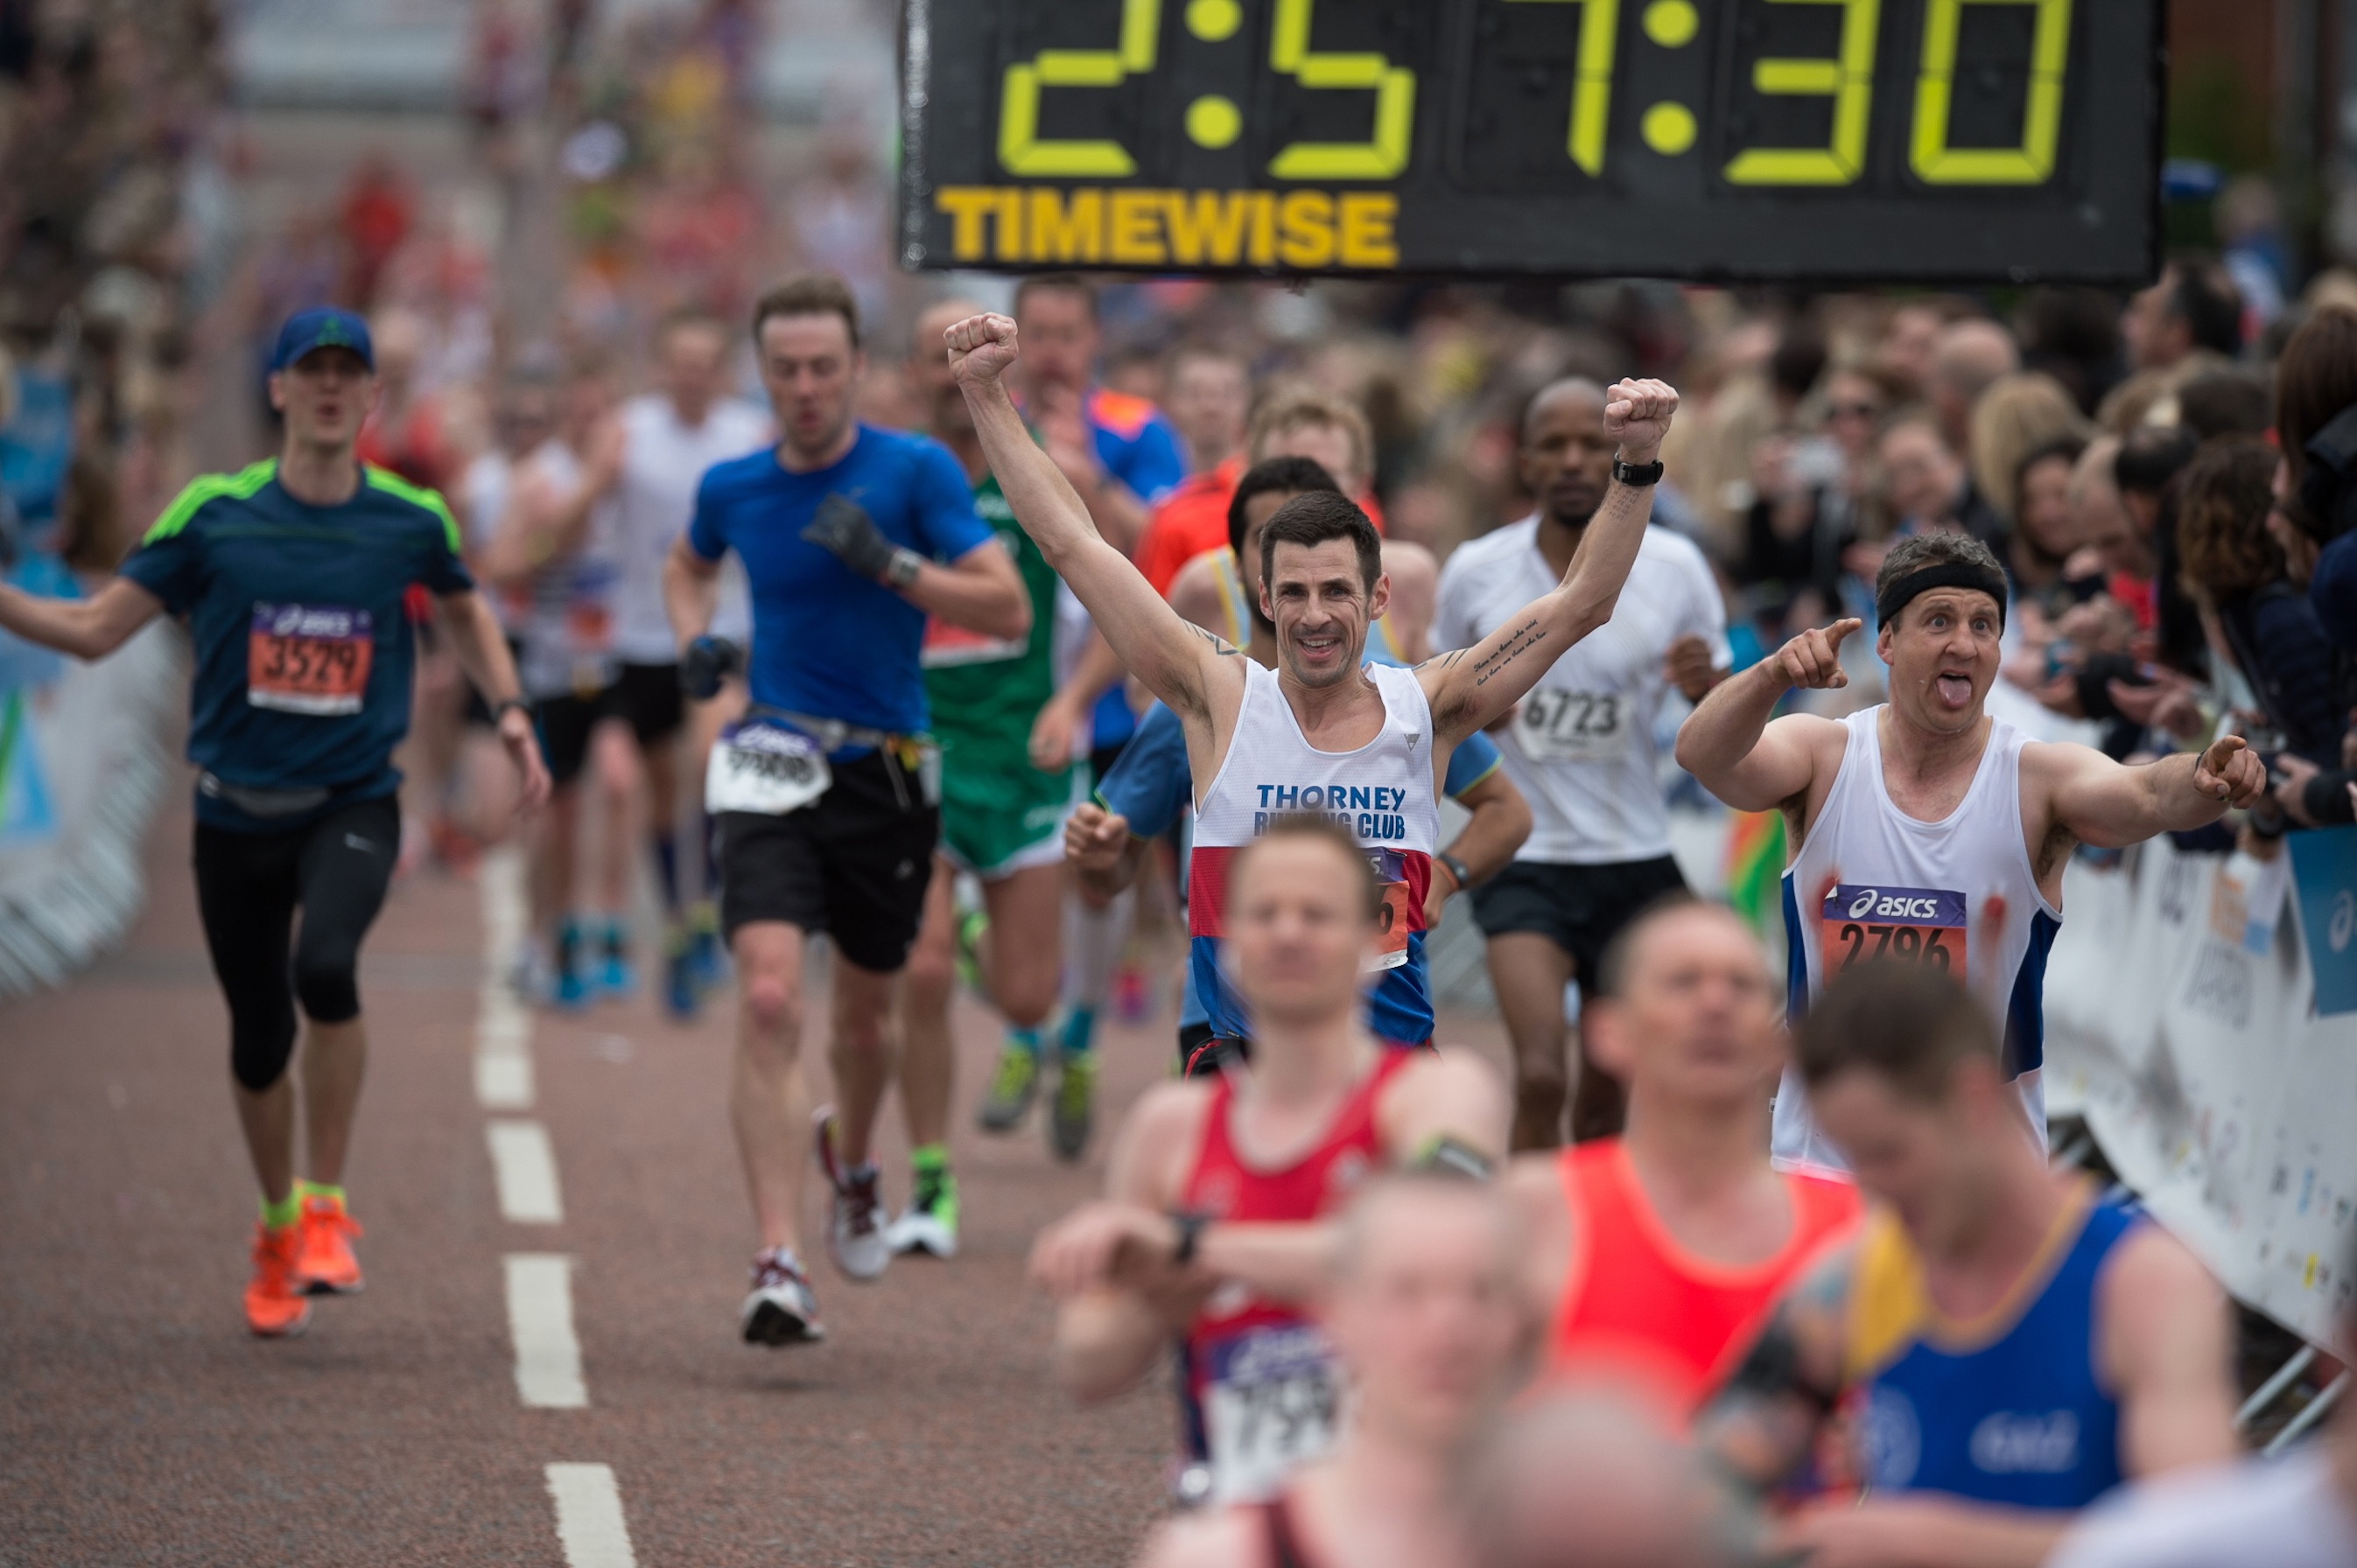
[2049,1451,2357,1568]
[459,450,522,634]
[607,393,774,663]
[1434,517,1728,864]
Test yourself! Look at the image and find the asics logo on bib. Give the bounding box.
[1968,1410,2081,1474]
[1847,888,1947,921]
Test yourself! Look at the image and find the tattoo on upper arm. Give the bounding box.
[1418,648,1470,674]
[1472,619,1547,687]
[1182,621,1241,656]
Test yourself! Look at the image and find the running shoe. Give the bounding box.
[977,1042,1039,1133]
[739,1247,824,1346]
[552,923,592,1011]
[886,1171,961,1259]
[663,933,699,1022]
[245,1222,312,1338]
[812,1106,891,1283]
[597,927,636,999]
[1049,1049,1098,1163]
[293,1192,364,1295]
[687,911,726,992]
[952,906,989,997]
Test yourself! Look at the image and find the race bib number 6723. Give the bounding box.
[1820,883,1967,974]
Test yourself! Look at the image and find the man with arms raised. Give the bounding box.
[1506,898,1859,1419]
[1439,377,1729,1150]
[1674,531,2264,1165]
[947,310,1678,1078]
[1135,1174,1524,1568]
[1698,962,2238,1566]
[1029,818,1505,1507]
[1067,454,1528,1067]
[664,274,1028,1341]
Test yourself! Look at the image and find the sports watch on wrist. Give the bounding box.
[1612,455,1665,486]
[1437,850,1473,891]
[885,548,923,589]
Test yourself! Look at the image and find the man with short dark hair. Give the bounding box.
[1676,528,2266,1166]
[2122,258,2245,371]
[663,272,1028,1340]
[1698,962,2240,1568]
[950,308,1678,1072]
[0,307,550,1335]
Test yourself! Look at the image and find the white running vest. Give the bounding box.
[1189,661,1440,1040]
[1775,705,2060,1167]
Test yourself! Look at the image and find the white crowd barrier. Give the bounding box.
[2026,836,2356,1356]
[0,623,186,998]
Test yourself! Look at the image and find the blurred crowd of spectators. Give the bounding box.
[0,0,226,597]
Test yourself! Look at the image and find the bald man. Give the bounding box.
[1471,1392,1757,1568]
[1929,318,2021,457]
[1435,378,1729,1150]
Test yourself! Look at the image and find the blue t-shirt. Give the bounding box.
[1096,675,1505,1040]
[1083,388,1185,754]
[116,459,474,832]
[688,425,995,742]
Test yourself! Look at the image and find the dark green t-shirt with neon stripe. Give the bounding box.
[117,458,474,831]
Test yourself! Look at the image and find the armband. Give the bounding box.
[1413,1135,1494,1180]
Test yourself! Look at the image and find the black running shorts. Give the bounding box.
[715,746,940,973]
[1469,855,1690,982]
[536,663,686,787]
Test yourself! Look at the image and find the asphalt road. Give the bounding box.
[0,785,1512,1565]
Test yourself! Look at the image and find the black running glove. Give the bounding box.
[800,494,901,581]
[679,634,742,700]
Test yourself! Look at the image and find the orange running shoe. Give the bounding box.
[294,1193,365,1295]
[246,1223,312,1338]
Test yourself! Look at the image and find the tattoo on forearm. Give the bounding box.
[1472,619,1547,686]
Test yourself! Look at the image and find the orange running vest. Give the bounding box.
[1544,1138,1862,1419]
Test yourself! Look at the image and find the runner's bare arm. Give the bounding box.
[1673,620,1862,812]
[663,534,720,649]
[1029,629,1126,772]
[1418,379,1679,744]
[1430,767,1531,921]
[1135,1508,1267,1568]
[478,464,576,587]
[1035,1082,1207,1402]
[1694,1243,1856,1494]
[1771,1493,2073,1568]
[2033,734,2267,850]
[2100,1226,2240,1479]
[1064,802,1149,903]
[435,589,551,812]
[948,312,1243,727]
[896,536,1031,643]
[1380,1045,1511,1165]
[1502,1154,1575,1356]
[0,575,163,660]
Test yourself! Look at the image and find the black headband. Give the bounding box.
[1876,560,2008,631]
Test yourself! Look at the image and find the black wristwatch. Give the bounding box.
[1612,455,1665,486]
[1437,850,1473,891]
[1171,1211,1209,1267]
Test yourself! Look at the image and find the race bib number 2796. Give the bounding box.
[1820,883,1967,974]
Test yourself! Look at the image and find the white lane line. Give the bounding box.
[475,849,536,1110]
[505,1254,587,1409]
[545,1463,637,1567]
[488,1119,565,1224]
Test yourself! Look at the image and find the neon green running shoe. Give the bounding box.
[978,1042,1038,1133]
[887,1170,959,1259]
[953,907,989,998]
[1049,1051,1097,1163]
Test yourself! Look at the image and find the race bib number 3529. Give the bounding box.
[1820,883,1967,975]
[248,603,374,715]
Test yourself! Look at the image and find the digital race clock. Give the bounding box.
[897,0,2161,284]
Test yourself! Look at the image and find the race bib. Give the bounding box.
[706,722,831,816]
[1820,883,1967,976]
[1515,689,1629,762]
[1201,1322,1342,1505]
[248,603,374,715]
[1365,845,1413,971]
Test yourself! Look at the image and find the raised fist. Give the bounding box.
[1603,378,1680,458]
[945,312,1021,389]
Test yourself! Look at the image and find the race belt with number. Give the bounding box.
[1199,1320,1343,1506]
[705,721,831,816]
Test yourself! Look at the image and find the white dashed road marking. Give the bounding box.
[544,1463,638,1567]
[488,1119,564,1224]
[505,1254,587,1409]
